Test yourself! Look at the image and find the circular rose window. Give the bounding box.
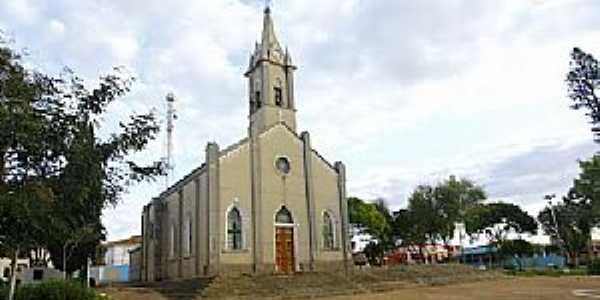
[275,157,291,175]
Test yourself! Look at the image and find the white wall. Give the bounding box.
[0,258,29,282]
[105,244,139,266]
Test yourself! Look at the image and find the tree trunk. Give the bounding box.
[588,237,594,263]
[63,243,67,280]
[8,248,19,300]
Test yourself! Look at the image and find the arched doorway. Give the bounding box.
[275,206,295,273]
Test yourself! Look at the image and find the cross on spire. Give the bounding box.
[264,0,272,13]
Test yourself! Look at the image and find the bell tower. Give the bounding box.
[245,6,297,134]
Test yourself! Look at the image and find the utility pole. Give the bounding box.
[164,93,177,189]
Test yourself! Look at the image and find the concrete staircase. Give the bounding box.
[143,278,213,300]
[200,272,360,299]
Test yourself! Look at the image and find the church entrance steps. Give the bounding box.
[199,272,357,299]
[100,265,501,299]
[117,277,212,300]
[199,265,502,299]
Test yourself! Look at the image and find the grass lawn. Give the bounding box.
[505,267,588,277]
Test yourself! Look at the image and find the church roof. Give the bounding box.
[149,123,338,207]
[219,137,249,157]
[155,163,206,202]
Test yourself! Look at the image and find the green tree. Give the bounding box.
[394,177,486,251]
[537,154,600,267]
[569,155,600,220]
[45,68,163,274]
[0,36,162,298]
[347,197,391,265]
[564,47,600,266]
[405,185,442,246]
[538,200,590,266]
[498,239,534,257]
[499,239,534,270]
[391,208,413,243]
[465,202,537,245]
[566,47,600,142]
[0,37,65,300]
[433,175,486,243]
[348,197,389,240]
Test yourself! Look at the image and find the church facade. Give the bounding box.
[140,7,349,281]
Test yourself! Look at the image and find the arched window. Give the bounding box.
[3,267,10,278]
[148,222,154,239]
[183,215,192,256]
[227,207,242,250]
[323,211,335,250]
[255,91,262,108]
[275,206,293,224]
[188,218,193,255]
[170,223,176,258]
[274,78,283,107]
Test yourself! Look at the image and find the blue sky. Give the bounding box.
[1,0,599,241]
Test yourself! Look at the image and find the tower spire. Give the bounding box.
[245,3,297,133]
[261,1,281,57]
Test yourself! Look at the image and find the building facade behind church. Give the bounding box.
[140,8,350,281]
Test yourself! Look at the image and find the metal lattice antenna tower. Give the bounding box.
[165,93,177,189]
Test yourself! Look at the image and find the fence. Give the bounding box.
[506,254,565,269]
[90,265,129,284]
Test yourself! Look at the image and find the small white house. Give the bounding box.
[0,258,29,283]
[103,236,141,266]
[90,235,142,285]
[1,257,64,285]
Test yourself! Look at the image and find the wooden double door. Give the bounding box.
[275,227,295,273]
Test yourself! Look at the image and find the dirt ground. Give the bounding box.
[101,276,600,300]
[307,277,600,300]
[98,287,166,300]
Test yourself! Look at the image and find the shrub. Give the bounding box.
[13,280,98,300]
[503,263,517,271]
[499,239,534,258]
[588,259,600,275]
[363,242,384,266]
[353,253,368,267]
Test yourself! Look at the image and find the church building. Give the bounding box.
[140,7,350,280]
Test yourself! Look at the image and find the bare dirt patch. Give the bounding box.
[307,277,600,300]
[101,274,600,300]
[99,287,168,300]
[199,264,501,299]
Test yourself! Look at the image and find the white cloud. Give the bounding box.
[1,0,599,240]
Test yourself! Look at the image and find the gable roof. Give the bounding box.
[259,122,339,174]
[148,123,339,205]
[219,137,249,158]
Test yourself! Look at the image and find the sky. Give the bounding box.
[1,0,600,243]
